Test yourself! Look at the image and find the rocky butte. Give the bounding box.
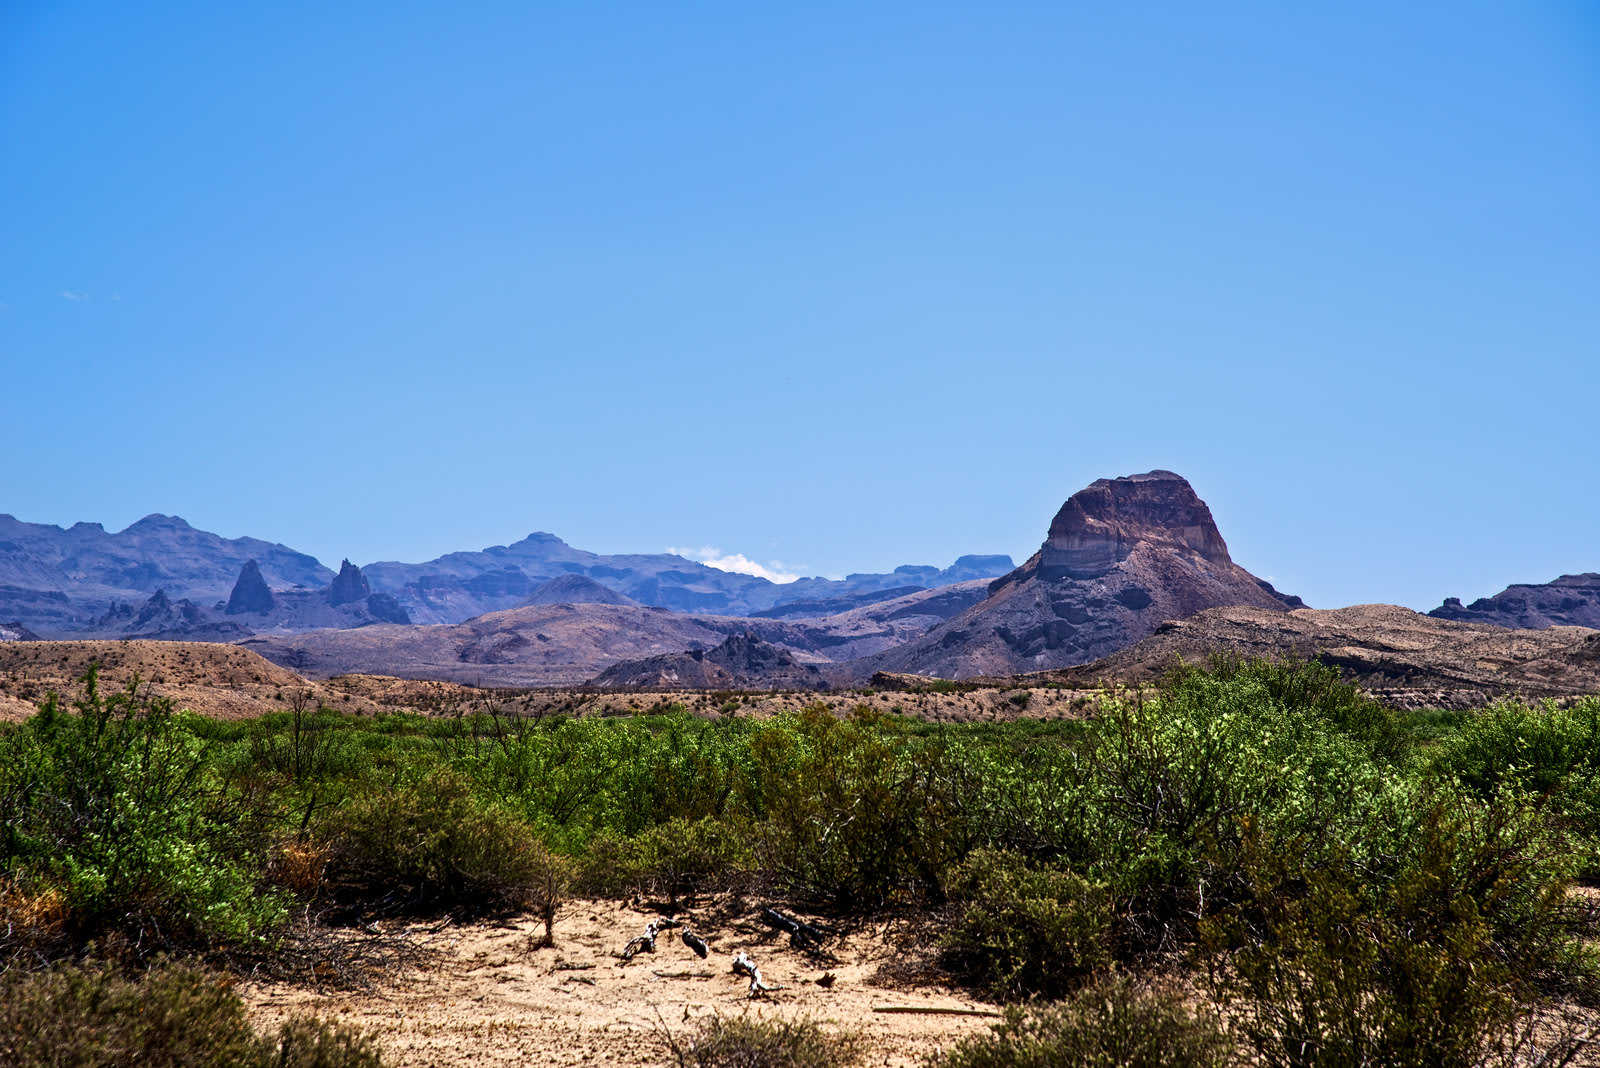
[858,470,1302,680]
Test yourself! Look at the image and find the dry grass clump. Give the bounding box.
[931,976,1233,1068]
[661,1014,865,1068]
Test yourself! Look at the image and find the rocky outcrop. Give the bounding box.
[1430,574,1600,631]
[1037,470,1232,579]
[853,471,1301,679]
[363,593,411,625]
[588,632,829,690]
[327,559,371,606]
[225,560,277,615]
[85,588,251,641]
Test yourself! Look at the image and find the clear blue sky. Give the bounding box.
[3,2,1596,611]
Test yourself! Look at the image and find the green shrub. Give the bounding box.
[662,1015,863,1068]
[1079,656,1405,955]
[747,706,971,907]
[0,960,381,1068]
[576,815,753,905]
[0,669,284,959]
[1427,697,1600,878]
[940,849,1116,1000]
[323,767,568,919]
[1177,654,1407,763]
[1202,798,1585,1068]
[933,976,1233,1068]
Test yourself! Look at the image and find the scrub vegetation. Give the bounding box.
[1,658,1596,1065]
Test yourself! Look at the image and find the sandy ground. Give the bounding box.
[244,898,998,1067]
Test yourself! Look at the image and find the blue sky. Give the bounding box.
[2,2,1596,610]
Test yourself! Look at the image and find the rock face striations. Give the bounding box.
[858,471,1301,680]
[1430,574,1600,631]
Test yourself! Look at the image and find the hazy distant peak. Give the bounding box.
[124,513,195,534]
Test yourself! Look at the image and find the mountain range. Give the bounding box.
[3,471,1595,701]
[0,512,1013,636]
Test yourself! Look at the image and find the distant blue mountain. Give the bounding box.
[0,513,1013,634]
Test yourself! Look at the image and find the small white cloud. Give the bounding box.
[666,545,801,584]
[60,291,90,301]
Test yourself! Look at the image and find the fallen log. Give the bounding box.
[680,925,710,959]
[759,906,826,950]
[872,1004,1002,1017]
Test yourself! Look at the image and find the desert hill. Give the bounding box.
[0,640,354,721]
[853,471,1299,680]
[520,573,639,607]
[1022,603,1600,708]
[587,631,831,689]
[1430,572,1600,631]
[241,581,992,687]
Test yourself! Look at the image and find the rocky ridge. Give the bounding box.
[0,512,1012,633]
[1022,603,1600,709]
[0,512,332,630]
[1430,573,1600,631]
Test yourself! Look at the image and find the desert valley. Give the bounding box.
[2,471,1598,1066]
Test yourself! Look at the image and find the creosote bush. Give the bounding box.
[0,960,382,1068]
[322,767,568,920]
[932,975,1234,1068]
[939,849,1117,1000]
[577,815,754,905]
[747,705,972,907]
[1427,696,1600,879]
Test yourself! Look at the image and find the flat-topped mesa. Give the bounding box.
[1040,470,1232,579]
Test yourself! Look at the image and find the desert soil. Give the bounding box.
[244,898,998,1067]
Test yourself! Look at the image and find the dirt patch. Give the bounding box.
[244,899,997,1067]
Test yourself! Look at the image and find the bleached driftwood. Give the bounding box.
[731,950,781,997]
[618,917,681,964]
